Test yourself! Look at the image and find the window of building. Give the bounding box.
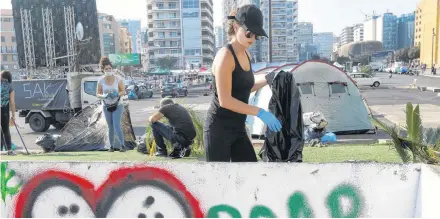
[183,0,199,8]
[169,13,177,18]
[1,36,5,42]
[1,46,5,53]
[184,48,201,55]
[156,2,164,9]
[12,55,17,61]
[170,41,178,47]
[183,12,199,18]
[158,32,165,38]
[169,21,178,27]
[171,50,179,54]
[156,22,165,28]
[11,37,15,42]
[168,2,177,9]
[159,41,166,47]
[104,24,112,29]
[84,81,98,96]
[2,55,7,61]
[1,17,11,22]
[159,49,166,54]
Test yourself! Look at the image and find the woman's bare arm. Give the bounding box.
[96,82,105,99]
[9,91,15,120]
[251,74,268,92]
[215,48,260,116]
[118,79,126,97]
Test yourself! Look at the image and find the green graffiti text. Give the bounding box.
[207,184,362,218]
[0,162,21,202]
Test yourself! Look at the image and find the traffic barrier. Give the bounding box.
[0,161,439,218]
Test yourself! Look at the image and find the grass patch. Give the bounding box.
[2,144,402,163]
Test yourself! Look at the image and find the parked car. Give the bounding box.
[127,84,153,99]
[349,73,381,87]
[161,83,188,98]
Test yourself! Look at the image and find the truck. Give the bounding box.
[12,72,127,132]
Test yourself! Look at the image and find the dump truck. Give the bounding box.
[12,72,127,132]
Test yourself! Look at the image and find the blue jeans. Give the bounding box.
[103,104,125,148]
[151,122,174,152]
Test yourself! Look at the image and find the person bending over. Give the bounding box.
[149,98,196,158]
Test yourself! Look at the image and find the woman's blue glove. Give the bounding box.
[256,109,282,132]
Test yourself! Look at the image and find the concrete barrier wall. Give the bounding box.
[0,161,438,218]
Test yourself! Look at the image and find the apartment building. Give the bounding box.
[0,9,19,76]
[222,0,298,63]
[397,13,415,50]
[415,0,440,67]
[119,19,142,54]
[313,32,334,60]
[98,13,122,57]
[146,0,215,70]
[340,26,354,45]
[353,24,364,42]
[120,27,133,53]
[297,22,314,62]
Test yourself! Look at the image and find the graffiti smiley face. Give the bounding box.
[103,182,189,218]
[30,186,95,218]
[14,167,204,218]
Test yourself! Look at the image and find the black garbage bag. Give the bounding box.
[36,133,60,153]
[259,70,304,162]
[137,134,150,154]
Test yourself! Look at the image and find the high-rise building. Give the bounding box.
[353,24,364,42]
[363,13,398,51]
[297,22,314,62]
[222,0,298,63]
[363,15,379,41]
[297,22,313,44]
[120,27,133,53]
[98,13,122,57]
[340,26,354,45]
[119,19,142,54]
[215,26,224,51]
[313,32,334,60]
[147,0,215,69]
[376,13,398,51]
[397,13,415,49]
[415,0,440,67]
[0,9,19,76]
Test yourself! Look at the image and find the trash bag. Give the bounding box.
[321,133,337,144]
[36,133,60,152]
[128,90,137,100]
[260,71,304,162]
[137,134,150,154]
[53,102,137,152]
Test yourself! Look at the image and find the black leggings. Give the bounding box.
[1,106,11,151]
[204,127,257,162]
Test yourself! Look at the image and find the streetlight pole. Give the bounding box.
[432,28,436,68]
[268,0,272,62]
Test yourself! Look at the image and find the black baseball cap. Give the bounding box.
[228,5,268,38]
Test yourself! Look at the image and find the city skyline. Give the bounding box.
[0,0,418,35]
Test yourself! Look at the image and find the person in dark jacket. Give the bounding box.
[1,71,16,155]
[203,5,281,162]
[149,98,195,158]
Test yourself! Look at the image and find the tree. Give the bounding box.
[157,56,178,69]
[336,56,350,65]
[408,47,420,60]
[395,48,410,63]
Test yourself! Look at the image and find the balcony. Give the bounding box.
[149,26,181,30]
[201,15,213,23]
[151,7,180,12]
[202,26,214,35]
[201,7,213,18]
[202,44,214,52]
[201,0,214,7]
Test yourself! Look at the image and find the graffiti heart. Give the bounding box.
[13,167,204,218]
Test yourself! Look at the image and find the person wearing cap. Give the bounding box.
[149,98,196,158]
[204,5,281,162]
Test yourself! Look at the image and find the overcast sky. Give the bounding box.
[1,0,418,35]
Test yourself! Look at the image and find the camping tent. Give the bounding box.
[247,61,374,136]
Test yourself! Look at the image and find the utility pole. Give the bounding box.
[268,0,272,62]
[432,28,436,68]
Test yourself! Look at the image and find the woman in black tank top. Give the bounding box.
[204,5,282,162]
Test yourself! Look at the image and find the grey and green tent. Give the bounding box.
[247,61,374,136]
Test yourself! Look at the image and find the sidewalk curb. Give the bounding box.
[1,149,44,155]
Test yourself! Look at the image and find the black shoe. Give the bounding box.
[7,150,16,156]
[119,147,126,153]
[168,147,181,158]
[154,151,167,157]
[108,147,115,152]
[170,147,191,159]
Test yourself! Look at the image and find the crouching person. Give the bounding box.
[149,98,196,158]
